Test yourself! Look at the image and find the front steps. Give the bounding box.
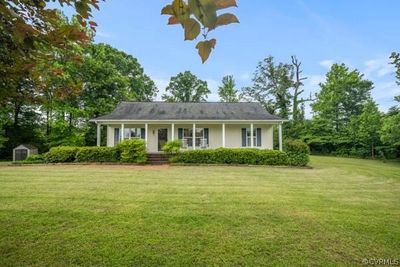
[147,153,172,165]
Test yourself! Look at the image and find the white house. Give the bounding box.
[90,102,285,152]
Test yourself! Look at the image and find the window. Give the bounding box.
[180,128,208,148]
[246,128,257,147]
[242,128,261,147]
[114,128,120,145]
[124,128,143,140]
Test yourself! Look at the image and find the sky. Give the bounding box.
[60,0,400,115]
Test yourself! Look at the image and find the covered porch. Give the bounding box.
[96,121,283,152]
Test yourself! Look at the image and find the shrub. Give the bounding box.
[75,147,119,162]
[284,139,310,166]
[45,146,79,163]
[284,139,310,154]
[162,140,181,154]
[21,154,45,164]
[117,139,147,164]
[170,148,289,166]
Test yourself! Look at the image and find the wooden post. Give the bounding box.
[250,123,254,148]
[278,123,283,151]
[171,123,175,140]
[121,123,125,141]
[192,123,196,150]
[145,123,148,149]
[96,123,101,147]
[222,123,225,148]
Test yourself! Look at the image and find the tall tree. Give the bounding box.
[0,0,99,103]
[291,56,310,121]
[162,71,210,102]
[381,113,400,148]
[218,75,238,102]
[79,43,157,118]
[242,56,293,118]
[356,100,382,158]
[312,64,373,132]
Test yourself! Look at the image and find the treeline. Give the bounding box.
[0,12,158,159]
[1,7,399,160]
[237,56,400,159]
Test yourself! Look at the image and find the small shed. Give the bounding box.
[13,144,38,161]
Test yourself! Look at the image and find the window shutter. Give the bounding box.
[178,128,183,139]
[114,128,120,145]
[257,128,261,147]
[204,128,209,146]
[241,128,246,147]
[140,128,145,139]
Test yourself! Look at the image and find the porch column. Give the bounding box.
[278,123,283,151]
[96,123,101,147]
[145,123,148,149]
[222,123,226,147]
[121,123,125,141]
[171,123,175,140]
[250,123,254,148]
[192,123,196,150]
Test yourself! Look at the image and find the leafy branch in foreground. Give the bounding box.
[161,0,239,63]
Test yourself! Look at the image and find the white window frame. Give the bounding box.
[245,128,257,147]
[124,128,142,140]
[182,128,207,148]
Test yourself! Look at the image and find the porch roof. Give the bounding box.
[91,102,284,122]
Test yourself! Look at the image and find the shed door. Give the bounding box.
[15,149,28,161]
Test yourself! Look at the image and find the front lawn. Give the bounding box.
[0,156,399,266]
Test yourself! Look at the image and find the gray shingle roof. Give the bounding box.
[92,102,283,121]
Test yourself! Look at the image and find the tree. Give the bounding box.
[0,1,99,103]
[381,114,400,148]
[161,0,239,63]
[241,56,293,118]
[291,56,311,122]
[218,75,238,102]
[79,43,157,117]
[162,71,210,102]
[356,100,382,158]
[390,52,400,85]
[312,64,373,132]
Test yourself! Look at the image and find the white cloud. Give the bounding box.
[364,57,395,78]
[372,81,399,101]
[319,59,334,69]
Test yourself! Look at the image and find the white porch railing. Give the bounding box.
[181,138,208,149]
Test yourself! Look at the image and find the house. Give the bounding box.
[13,144,38,161]
[90,102,285,152]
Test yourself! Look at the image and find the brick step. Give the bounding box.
[147,153,173,165]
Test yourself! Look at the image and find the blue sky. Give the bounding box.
[63,0,400,114]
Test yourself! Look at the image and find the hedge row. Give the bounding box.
[170,148,306,166]
[44,139,147,164]
[170,140,310,166]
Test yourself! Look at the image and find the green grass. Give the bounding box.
[0,156,399,266]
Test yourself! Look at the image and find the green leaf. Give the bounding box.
[188,0,217,28]
[161,4,174,15]
[215,0,238,10]
[211,13,239,29]
[184,18,201,40]
[196,39,216,63]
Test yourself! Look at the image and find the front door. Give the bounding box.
[158,128,168,151]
